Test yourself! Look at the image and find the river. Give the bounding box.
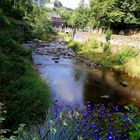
[32,41,140,109]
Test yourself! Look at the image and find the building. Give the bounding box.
[48,13,62,28]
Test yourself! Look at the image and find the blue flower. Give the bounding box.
[76,120,80,124]
[87,104,91,109]
[108,126,112,131]
[95,135,101,140]
[84,122,88,127]
[123,133,127,138]
[115,130,119,135]
[125,123,129,126]
[107,135,114,140]
[124,114,128,119]
[129,109,134,114]
[92,133,95,138]
[84,132,89,137]
[100,109,105,115]
[114,107,119,112]
[92,124,95,129]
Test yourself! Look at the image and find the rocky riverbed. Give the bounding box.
[23,40,98,68]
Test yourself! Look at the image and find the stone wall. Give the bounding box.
[73,31,140,49]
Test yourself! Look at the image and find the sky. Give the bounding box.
[51,0,89,9]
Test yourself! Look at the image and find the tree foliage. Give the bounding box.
[0,0,51,131]
[64,0,140,31]
[70,0,89,29]
[26,5,54,39]
[89,0,140,30]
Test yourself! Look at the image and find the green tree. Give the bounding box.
[71,0,89,29]
[26,5,54,39]
[57,7,73,27]
[89,0,140,30]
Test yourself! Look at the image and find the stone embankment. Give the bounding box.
[74,31,140,49]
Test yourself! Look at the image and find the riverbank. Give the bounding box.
[67,36,140,79]
[0,40,50,131]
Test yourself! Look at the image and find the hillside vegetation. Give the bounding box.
[0,0,53,131]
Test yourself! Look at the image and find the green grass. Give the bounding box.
[57,31,71,42]
[0,39,50,130]
[124,55,140,78]
[67,38,140,78]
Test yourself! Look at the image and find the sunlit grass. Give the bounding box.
[124,55,140,78]
[68,38,140,78]
[57,31,71,42]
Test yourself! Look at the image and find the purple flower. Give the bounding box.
[84,132,89,137]
[95,135,101,140]
[108,126,112,131]
[92,124,95,129]
[123,133,127,137]
[100,109,105,115]
[130,109,134,114]
[92,133,95,138]
[114,107,119,112]
[115,130,119,135]
[107,134,114,140]
[84,122,88,127]
[87,104,91,109]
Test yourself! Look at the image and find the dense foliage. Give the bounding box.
[70,0,89,29]
[89,0,140,31]
[26,5,54,40]
[62,0,140,32]
[0,40,50,130]
[0,0,51,132]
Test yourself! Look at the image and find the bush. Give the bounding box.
[89,38,98,49]
[111,46,138,65]
[103,43,110,54]
[67,41,82,52]
[0,42,50,130]
[105,29,112,43]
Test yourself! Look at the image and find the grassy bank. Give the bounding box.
[57,31,71,42]
[0,0,53,132]
[67,37,140,78]
[0,39,50,130]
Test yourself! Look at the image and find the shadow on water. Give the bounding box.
[83,68,140,109]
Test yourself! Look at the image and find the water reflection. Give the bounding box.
[33,54,140,109]
[33,54,86,105]
[83,69,140,109]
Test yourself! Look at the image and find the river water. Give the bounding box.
[32,42,140,109]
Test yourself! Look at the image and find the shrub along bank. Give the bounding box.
[0,39,50,131]
[67,37,140,79]
[0,0,51,132]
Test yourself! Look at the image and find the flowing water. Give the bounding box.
[32,42,140,109]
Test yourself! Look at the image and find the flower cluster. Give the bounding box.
[31,103,138,140]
